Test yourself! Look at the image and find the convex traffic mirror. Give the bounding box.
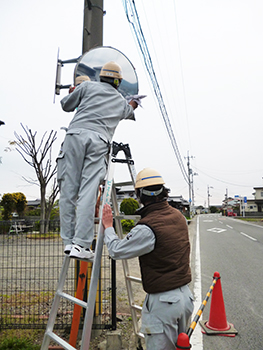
[73,46,139,98]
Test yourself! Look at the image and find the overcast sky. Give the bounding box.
[1,0,263,206]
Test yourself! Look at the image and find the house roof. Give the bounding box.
[168,196,189,206]
[115,185,135,194]
[27,199,41,207]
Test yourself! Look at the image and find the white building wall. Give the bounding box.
[254,188,263,200]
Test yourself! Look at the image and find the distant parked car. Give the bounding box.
[227,210,237,217]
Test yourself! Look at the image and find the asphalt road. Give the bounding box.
[195,214,263,349]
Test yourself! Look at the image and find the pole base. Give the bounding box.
[199,320,238,337]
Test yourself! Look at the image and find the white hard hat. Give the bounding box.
[75,75,90,85]
[99,61,123,79]
[135,168,165,189]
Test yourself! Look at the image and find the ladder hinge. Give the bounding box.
[111,142,134,164]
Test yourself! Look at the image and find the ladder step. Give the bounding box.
[126,275,142,283]
[57,291,87,308]
[47,331,77,350]
[115,215,141,220]
[137,331,145,339]
[131,304,142,312]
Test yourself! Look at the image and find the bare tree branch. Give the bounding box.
[13,123,59,233]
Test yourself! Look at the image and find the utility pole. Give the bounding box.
[207,185,213,213]
[54,0,104,98]
[82,0,104,54]
[191,171,198,209]
[185,151,194,218]
[225,188,228,216]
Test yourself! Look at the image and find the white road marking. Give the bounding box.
[240,232,257,241]
[207,227,226,233]
[191,216,203,350]
[227,217,263,229]
[226,225,233,229]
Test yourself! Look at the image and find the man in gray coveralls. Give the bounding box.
[102,168,194,350]
[57,61,138,261]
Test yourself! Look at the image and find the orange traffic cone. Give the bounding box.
[199,271,238,336]
[176,332,191,349]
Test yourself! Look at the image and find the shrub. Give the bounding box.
[120,198,139,215]
[0,193,14,220]
[0,192,27,219]
[33,220,40,231]
[27,208,41,216]
[121,219,135,233]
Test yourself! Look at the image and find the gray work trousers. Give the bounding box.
[141,285,194,350]
[57,129,109,248]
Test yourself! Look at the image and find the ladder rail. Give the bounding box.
[121,259,142,336]
[41,257,71,350]
[111,183,144,340]
[80,156,116,350]
[81,142,139,348]
[128,161,137,186]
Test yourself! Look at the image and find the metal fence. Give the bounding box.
[0,219,116,331]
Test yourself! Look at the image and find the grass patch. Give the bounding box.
[0,291,54,326]
[236,217,263,222]
[26,233,60,239]
[0,330,42,350]
[1,291,54,306]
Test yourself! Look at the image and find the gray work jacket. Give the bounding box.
[104,225,155,259]
[61,80,135,142]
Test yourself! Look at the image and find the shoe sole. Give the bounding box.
[69,254,94,262]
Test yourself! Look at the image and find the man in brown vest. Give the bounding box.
[102,168,194,349]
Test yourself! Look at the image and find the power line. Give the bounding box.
[171,2,192,152]
[122,0,189,184]
[193,166,255,188]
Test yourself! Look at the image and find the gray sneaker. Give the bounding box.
[69,244,94,262]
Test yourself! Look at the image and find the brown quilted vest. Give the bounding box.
[137,200,191,293]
